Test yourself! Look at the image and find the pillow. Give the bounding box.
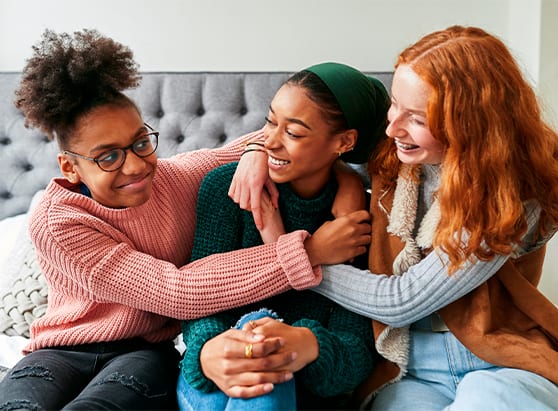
[0,191,47,338]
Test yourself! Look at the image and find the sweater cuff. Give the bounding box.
[179,347,217,393]
[292,319,331,394]
[276,230,322,290]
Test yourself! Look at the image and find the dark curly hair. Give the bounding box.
[15,29,141,147]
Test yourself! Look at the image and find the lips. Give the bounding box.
[116,171,152,189]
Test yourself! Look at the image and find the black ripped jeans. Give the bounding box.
[0,339,180,410]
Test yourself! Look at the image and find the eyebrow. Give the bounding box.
[269,106,312,131]
[391,96,426,117]
[407,109,427,117]
[89,126,147,154]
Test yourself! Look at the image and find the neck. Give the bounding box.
[287,171,332,199]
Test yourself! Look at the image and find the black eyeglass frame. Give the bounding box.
[62,123,159,172]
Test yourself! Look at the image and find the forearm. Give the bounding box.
[209,129,265,166]
[89,230,320,320]
[314,201,545,326]
[314,251,507,327]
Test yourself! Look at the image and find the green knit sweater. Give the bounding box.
[180,162,375,400]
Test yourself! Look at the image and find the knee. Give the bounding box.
[7,364,54,382]
[0,365,54,411]
[453,370,523,410]
[234,308,280,329]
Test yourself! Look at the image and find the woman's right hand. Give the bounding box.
[228,149,279,231]
[305,209,371,266]
[199,328,296,398]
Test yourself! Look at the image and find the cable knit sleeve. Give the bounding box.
[293,306,375,397]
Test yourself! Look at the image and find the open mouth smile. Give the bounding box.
[395,140,419,150]
[269,156,290,166]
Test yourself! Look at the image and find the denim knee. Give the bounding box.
[234,308,281,329]
[451,369,558,411]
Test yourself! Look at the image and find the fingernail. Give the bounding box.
[284,372,293,381]
[251,333,265,342]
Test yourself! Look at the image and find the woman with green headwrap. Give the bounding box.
[176,62,389,410]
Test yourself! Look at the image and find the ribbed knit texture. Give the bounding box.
[180,163,375,399]
[25,130,322,353]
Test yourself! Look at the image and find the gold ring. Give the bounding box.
[249,320,257,329]
[245,343,253,359]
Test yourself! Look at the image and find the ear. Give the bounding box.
[57,153,80,184]
[337,129,358,155]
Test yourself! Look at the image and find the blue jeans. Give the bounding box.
[0,339,180,410]
[177,308,297,411]
[371,319,558,411]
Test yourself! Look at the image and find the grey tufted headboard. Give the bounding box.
[0,71,393,220]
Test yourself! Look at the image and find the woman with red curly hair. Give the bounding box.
[308,26,558,409]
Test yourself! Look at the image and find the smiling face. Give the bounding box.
[386,64,445,165]
[57,105,158,208]
[263,83,355,198]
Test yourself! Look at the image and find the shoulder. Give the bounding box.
[200,162,239,192]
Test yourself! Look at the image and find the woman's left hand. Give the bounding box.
[243,317,319,373]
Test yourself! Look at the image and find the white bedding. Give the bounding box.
[0,213,29,369]
[0,334,27,368]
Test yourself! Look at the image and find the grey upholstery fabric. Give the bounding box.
[0,71,393,220]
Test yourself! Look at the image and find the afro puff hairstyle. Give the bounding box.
[15,29,141,147]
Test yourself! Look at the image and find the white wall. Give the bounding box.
[1,0,512,72]
[0,0,556,303]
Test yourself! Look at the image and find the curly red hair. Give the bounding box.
[370,25,558,273]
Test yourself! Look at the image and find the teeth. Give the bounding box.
[269,156,289,166]
[395,140,418,150]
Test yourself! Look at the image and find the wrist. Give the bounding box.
[304,236,321,267]
[244,140,265,148]
[241,141,267,157]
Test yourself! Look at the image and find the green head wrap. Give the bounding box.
[305,62,390,164]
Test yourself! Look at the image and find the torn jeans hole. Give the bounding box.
[94,372,150,396]
[10,365,53,381]
[0,399,42,411]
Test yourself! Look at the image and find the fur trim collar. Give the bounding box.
[376,164,441,373]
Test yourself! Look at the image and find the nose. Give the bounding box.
[386,108,403,139]
[264,126,281,150]
[120,149,147,174]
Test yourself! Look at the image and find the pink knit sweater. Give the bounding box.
[25,130,321,353]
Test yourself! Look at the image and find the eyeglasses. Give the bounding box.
[63,123,159,172]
